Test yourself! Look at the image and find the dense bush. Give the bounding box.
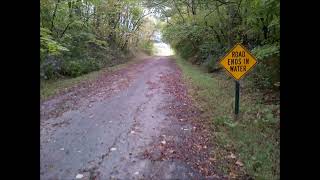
[141,41,154,55]
[250,44,280,89]
[40,56,64,80]
[60,58,100,77]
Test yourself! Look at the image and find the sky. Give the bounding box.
[153,42,174,56]
[143,8,174,56]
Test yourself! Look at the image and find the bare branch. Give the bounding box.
[132,12,153,32]
[203,3,224,20]
[59,20,74,38]
[50,0,61,31]
[172,0,185,23]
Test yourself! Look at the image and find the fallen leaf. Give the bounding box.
[75,174,84,179]
[235,160,244,167]
[229,153,236,159]
[229,172,237,178]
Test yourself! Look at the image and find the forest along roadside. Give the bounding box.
[40,56,228,179]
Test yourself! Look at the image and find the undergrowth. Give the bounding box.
[41,54,148,101]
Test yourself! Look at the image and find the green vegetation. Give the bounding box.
[40,0,157,80]
[146,0,279,90]
[147,1,280,176]
[176,56,279,179]
[41,0,279,90]
[40,69,102,100]
[40,54,148,101]
[40,0,280,178]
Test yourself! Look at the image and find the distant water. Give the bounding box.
[153,42,174,56]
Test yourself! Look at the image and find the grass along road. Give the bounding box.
[40,53,279,179]
[40,53,150,101]
[41,56,217,179]
[176,56,280,180]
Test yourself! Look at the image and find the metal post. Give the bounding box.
[235,81,240,118]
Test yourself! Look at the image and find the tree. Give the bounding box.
[40,0,156,79]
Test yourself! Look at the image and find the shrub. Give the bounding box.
[60,58,100,78]
[40,27,68,62]
[40,56,63,80]
[141,41,154,55]
[250,43,280,89]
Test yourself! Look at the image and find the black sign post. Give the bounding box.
[218,43,258,120]
[235,81,240,119]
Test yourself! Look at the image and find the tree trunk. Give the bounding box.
[173,0,185,23]
[191,0,196,15]
[50,0,60,31]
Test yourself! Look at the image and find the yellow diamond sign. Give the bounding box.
[219,43,257,80]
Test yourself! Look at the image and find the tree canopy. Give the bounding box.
[40,0,156,79]
[146,0,280,88]
[41,0,279,89]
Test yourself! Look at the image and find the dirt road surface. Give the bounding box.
[40,56,222,180]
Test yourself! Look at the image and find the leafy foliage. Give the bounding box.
[147,0,279,89]
[145,0,280,178]
[40,0,156,80]
[250,43,280,89]
[252,43,280,60]
[176,57,279,180]
[40,27,68,61]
